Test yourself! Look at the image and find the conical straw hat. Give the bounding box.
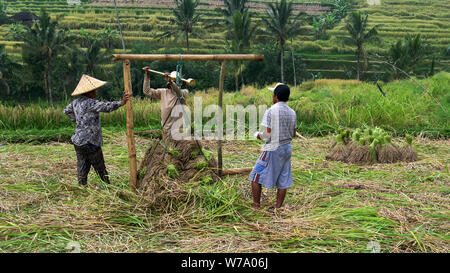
[71,74,107,96]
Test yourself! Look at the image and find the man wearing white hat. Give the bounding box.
[142,67,189,139]
[64,75,130,186]
[249,83,297,211]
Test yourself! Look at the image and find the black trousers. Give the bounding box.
[74,144,110,185]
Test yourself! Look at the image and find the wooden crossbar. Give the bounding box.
[116,54,264,191]
[113,54,264,61]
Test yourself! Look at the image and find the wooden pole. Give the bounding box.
[123,59,137,192]
[218,60,226,177]
[222,168,252,175]
[113,54,264,62]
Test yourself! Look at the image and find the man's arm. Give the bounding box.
[181,88,189,98]
[257,127,271,140]
[256,109,271,140]
[143,68,161,99]
[90,92,130,113]
[167,81,185,99]
[63,102,76,122]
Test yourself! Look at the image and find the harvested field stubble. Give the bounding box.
[0,130,448,253]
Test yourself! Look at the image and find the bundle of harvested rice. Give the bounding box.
[399,134,419,162]
[326,127,418,165]
[348,137,370,164]
[325,132,351,162]
[136,138,218,210]
[378,135,401,163]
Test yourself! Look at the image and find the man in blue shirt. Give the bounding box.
[64,75,129,186]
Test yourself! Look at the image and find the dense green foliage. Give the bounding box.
[1,72,448,139]
[0,0,448,102]
[386,33,428,79]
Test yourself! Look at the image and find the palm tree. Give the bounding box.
[19,8,74,105]
[343,11,380,81]
[160,0,201,52]
[227,10,257,90]
[312,16,325,41]
[262,0,304,82]
[0,45,20,96]
[78,38,110,77]
[223,0,248,17]
[387,34,427,79]
[228,11,256,53]
[0,0,10,25]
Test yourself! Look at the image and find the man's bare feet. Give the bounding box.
[267,206,282,213]
[252,203,261,210]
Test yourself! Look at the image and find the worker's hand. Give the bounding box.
[164,72,171,83]
[121,91,131,106]
[143,66,151,77]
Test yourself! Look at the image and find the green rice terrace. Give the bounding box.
[0,0,449,81]
[0,0,449,253]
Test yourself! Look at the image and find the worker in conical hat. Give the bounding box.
[142,66,189,140]
[64,74,130,186]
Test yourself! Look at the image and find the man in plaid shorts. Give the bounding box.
[249,83,297,210]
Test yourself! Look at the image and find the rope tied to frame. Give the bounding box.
[173,54,184,101]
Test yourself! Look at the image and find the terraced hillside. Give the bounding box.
[92,0,332,14]
[0,0,448,80]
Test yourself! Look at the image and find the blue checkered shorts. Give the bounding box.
[248,143,293,189]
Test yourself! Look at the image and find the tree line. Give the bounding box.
[0,0,438,104]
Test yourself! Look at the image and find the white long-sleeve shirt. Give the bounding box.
[143,76,189,131]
